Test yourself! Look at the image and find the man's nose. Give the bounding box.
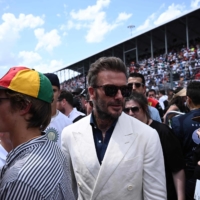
[128,109,135,116]
[132,84,136,91]
[115,89,123,99]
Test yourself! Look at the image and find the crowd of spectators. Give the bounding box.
[61,43,200,92]
[127,43,200,91]
[61,74,85,91]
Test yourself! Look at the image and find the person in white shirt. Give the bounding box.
[57,90,85,122]
[44,73,72,147]
[158,90,168,110]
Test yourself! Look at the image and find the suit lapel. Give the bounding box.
[91,113,138,199]
[72,116,100,180]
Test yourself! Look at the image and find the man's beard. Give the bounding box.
[93,92,123,120]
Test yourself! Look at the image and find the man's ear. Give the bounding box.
[20,102,32,115]
[88,87,95,100]
[187,96,192,103]
[186,96,192,109]
[143,85,147,95]
[61,98,66,106]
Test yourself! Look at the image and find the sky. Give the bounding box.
[0,0,200,81]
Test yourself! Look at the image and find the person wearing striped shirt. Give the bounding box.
[0,67,75,200]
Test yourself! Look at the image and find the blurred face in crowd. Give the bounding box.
[148,91,156,99]
[80,96,86,111]
[158,92,163,98]
[56,99,65,114]
[89,70,127,120]
[128,77,146,94]
[51,86,60,115]
[52,86,60,106]
[85,99,93,115]
[124,100,146,123]
[167,90,174,100]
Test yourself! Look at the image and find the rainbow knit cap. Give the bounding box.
[0,67,53,103]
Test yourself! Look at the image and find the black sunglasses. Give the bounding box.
[93,84,132,97]
[128,82,144,88]
[124,106,140,113]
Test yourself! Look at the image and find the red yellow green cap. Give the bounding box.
[0,67,53,103]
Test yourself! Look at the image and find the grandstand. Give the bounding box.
[55,7,200,92]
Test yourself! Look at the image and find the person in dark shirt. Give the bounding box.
[171,81,200,200]
[188,115,200,199]
[125,92,185,200]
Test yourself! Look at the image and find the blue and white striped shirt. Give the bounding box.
[0,135,75,200]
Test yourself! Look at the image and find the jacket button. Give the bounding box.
[77,182,81,187]
[127,185,133,191]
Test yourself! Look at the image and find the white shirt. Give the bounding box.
[159,95,168,110]
[194,180,200,199]
[0,136,75,200]
[68,108,85,122]
[0,144,8,169]
[45,110,72,147]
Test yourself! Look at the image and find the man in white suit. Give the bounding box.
[62,57,167,200]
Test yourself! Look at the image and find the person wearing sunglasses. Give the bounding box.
[128,72,162,122]
[124,92,185,200]
[62,56,166,200]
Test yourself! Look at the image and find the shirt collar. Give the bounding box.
[90,112,118,129]
[6,134,47,165]
[68,108,77,118]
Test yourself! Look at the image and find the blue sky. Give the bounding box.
[0,0,200,80]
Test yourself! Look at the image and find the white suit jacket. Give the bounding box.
[61,112,166,200]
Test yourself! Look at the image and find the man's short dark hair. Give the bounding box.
[187,81,200,105]
[128,72,145,85]
[87,57,127,86]
[159,90,165,95]
[58,90,73,107]
[6,90,51,131]
[148,89,156,95]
